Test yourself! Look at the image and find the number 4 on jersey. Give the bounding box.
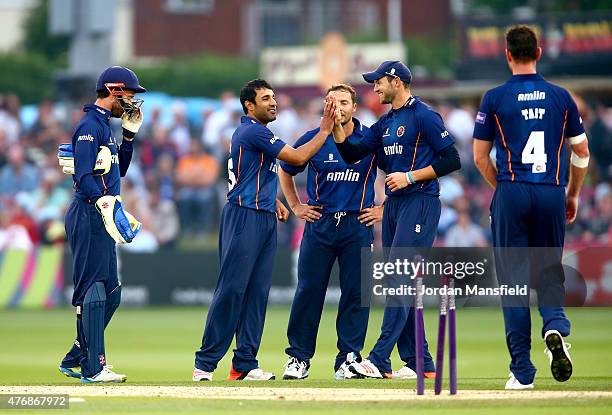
[522,131,547,173]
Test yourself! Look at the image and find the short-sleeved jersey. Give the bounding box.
[227,116,286,213]
[473,73,585,186]
[280,119,377,213]
[72,104,133,202]
[352,97,455,196]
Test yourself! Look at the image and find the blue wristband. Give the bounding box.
[407,171,415,184]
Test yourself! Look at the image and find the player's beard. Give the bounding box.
[110,99,124,118]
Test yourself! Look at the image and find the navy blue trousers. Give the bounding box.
[491,181,570,385]
[368,193,440,374]
[195,203,277,373]
[63,198,121,377]
[65,199,119,306]
[286,212,373,372]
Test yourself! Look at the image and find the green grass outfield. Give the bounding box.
[0,307,611,413]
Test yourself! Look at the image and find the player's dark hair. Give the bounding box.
[327,83,357,104]
[97,90,111,99]
[384,75,410,90]
[506,25,538,63]
[240,79,274,114]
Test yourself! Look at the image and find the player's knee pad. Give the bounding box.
[104,284,121,328]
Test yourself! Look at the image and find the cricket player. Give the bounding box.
[57,66,146,383]
[473,25,589,389]
[332,61,462,379]
[279,84,383,380]
[193,79,337,381]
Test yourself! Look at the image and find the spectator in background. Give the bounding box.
[202,91,238,151]
[590,193,612,243]
[140,125,178,171]
[30,99,59,137]
[169,102,193,157]
[0,146,38,196]
[589,103,612,181]
[0,208,33,250]
[150,187,180,249]
[157,154,176,201]
[0,94,21,143]
[176,139,219,238]
[445,211,488,247]
[269,93,300,145]
[0,129,8,168]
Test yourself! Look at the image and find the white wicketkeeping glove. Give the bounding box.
[57,144,112,176]
[121,109,143,139]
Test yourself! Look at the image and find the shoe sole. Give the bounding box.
[348,365,383,379]
[80,378,126,383]
[59,367,81,379]
[546,332,573,382]
[282,374,308,380]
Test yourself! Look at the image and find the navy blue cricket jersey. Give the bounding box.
[227,116,287,213]
[473,74,585,186]
[72,104,133,202]
[281,119,377,213]
[337,97,455,197]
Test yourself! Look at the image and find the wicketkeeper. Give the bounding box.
[57,66,145,383]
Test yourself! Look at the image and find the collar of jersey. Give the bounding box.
[84,104,112,120]
[350,117,365,137]
[389,95,419,114]
[509,73,544,82]
[241,115,261,125]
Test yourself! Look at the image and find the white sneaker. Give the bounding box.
[348,358,385,379]
[335,352,362,379]
[392,365,417,379]
[282,357,309,380]
[193,368,213,381]
[505,372,534,390]
[80,366,127,383]
[243,368,275,380]
[544,330,573,382]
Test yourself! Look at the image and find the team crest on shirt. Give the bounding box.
[324,153,338,163]
[396,125,405,137]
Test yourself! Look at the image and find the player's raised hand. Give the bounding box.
[385,172,409,192]
[566,195,579,224]
[358,205,384,226]
[276,199,290,222]
[292,203,322,222]
[320,97,336,134]
[121,108,143,140]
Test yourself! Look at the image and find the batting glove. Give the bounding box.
[58,143,74,175]
[95,195,142,244]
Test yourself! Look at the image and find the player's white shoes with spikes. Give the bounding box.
[348,358,384,379]
[282,357,309,380]
[80,366,127,383]
[243,368,275,380]
[505,372,534,390]
[392,365,418,379]
[335,352,362,379]
[544,329,573,382]
[193,368,213,381]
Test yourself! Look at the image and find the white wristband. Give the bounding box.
[570,151,589,168]
[569,133,587,145]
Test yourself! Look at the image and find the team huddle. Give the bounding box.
[57,26,589,389]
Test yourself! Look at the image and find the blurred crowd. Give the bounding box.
[1,90,611,252]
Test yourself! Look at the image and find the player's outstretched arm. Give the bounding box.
[473,139,497,189]
[333,120,381,164]
[277,99,337,165]
[566,137,590,224]
[278,167,322,222]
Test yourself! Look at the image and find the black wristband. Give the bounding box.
[431,144,461,177]
[122,128,136,139]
